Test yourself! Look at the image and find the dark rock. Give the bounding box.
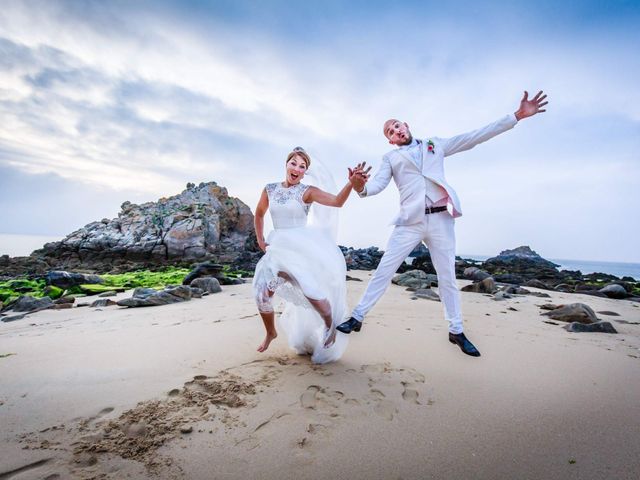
[524,279,550,290]
[578,290,608,298]
[12,295,54,313]
[501,285,530,295]
[117,285,193,307]
[528,291,552,298]
[132,287,159,298]
[1,312,28,322]
[482,246,574,285]
[98,291,118,297]
[597,311,620,316]
[461,277,497,294]
[599,284,628,299]
[45,271,103,289]
[492,273,525,284]
[554,284,573,292]
[190,277,222,294]
[408,243,429,258]
[541,303,599,324]
[165,285,193,300]
[463,267,491,282]
[52,303,73,310]
[393,270,438,289]
[539,303,559,310]
[485,246,559,268]
[190,287,203,298]
[493,291,512,301]
[182,263,224,285]
[216,276,244,285]
[564,321,618,334]
[341,246,385,271]
[54,296,75,305]
[413,289,440,301]
[346,275,362,282]
[583,272,622,283]
[90,299,118,307]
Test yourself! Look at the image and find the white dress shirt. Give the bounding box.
[398,138,449,208]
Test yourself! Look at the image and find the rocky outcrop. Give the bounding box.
[483,246,563,283]
[1,182,255,275]
[341,246,384,271]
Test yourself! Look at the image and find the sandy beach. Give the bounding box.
[1,270,639,480]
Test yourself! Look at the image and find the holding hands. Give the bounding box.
[348,162,372,193]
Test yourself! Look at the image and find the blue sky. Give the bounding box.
[1,0,639,262]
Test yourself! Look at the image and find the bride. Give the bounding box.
[252,147,367,364]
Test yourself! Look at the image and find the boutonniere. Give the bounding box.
[427,139,435,154]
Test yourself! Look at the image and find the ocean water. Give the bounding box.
[460,254,640,281]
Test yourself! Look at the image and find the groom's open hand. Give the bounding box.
[348,162,371,193]
[515,90,548,121]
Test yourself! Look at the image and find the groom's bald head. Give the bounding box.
[383,119,412,146]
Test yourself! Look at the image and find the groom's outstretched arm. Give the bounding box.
[440,90,548,157]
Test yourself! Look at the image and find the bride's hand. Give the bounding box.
[258,237,268,252]
[348,162,371,192]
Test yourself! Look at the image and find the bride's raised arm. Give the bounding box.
[303,165,369,207]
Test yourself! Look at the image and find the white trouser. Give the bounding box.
[351,211,463,334]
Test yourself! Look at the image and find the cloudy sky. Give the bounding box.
[1,0,639,262]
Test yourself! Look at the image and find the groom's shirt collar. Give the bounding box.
[398,138,419,150]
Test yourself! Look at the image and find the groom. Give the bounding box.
[338,90,548,356]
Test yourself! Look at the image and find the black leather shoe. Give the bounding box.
[336,317,362,334]
[449,332,481,357]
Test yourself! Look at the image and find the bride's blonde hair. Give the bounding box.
[286,147,311,168]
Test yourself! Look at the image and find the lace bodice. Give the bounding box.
[266,182,311,229]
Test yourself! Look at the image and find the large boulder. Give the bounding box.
[393,270,438,289]
[541,303,599,324]
[599,284,628,299]
[190,277,222,294]
[463,267,491,282]
[11,295,54,313]
[461,277,497,294]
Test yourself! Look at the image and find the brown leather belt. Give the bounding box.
[425,206,448,214]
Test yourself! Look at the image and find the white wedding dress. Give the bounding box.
[252,181,348,364]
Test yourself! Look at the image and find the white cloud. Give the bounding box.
[0,0,638,262]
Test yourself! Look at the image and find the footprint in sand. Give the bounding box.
[373,399,398,420]
[300,385,321,409]
[401,382,420,404]
[368,388,398,420]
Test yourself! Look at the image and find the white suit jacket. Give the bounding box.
[361,113,518,225]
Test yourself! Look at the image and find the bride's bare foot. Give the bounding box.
[257,331,277,352]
